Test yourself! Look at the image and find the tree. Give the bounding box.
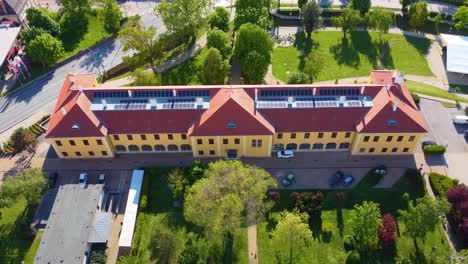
[234,23,273,84]
[434,13,442,35]
[366,8,393,40]
[0,168,47,207]
[131,69,161,86]
[10,127,37,152]
[149,224,183,263]
[400,0,411,13]
[26,8,61,37]
[295,192,324,218]
[378,214,397,247]
[26,33,64,67]
[408,1,429,29]
[207,29,232,59]
[235,0,271,10]
[60,0,90,12]
[234,6,270,29]
[99,0,123,33]
[453,6,468,31]
[178,234,202,264]
[301,1,322,39]
[202,48,229,85]
[287,72,311,84]
[303,49,324,82]
[398,195,450,247]
[59,9,89,44]
[269,191,281,203]
[157,0,212,43]
[351,0,371,16]
[90,251,106,264]
[168,168,188,200]
[331,8,363,39]
[184,160,277,239]
[349,201,381,250]
[21,26,48,46]
[271,210,313,264]
[119,17,165,74]
[208,6,230,32]
[298,0,309,9]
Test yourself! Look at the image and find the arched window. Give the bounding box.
[141,145,153,152]
[168,144,179,152]
[339,143,350,149]
[326,143,337,150]
[312,143,323,150]
[299,143,310,150]
[128,145,140,152]
[273,143,284,151]
[115,145,126,152]
[286,143,297,150]
[181,144,192,151]
[154,145,166,152]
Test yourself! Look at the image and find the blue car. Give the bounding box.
[329,171,344,188]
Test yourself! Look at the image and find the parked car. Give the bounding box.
[282,172,295,186]
[277,150,294,158]
[48,172,58,188]
[98,173,106,185]
[421,140,437,148]
[343,176,354,187]
[464,130,468,138]
[79,173,88,186]
[453,116,468,125]
[329,171,344,188]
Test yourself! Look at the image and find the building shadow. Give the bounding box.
[424,154,448,167]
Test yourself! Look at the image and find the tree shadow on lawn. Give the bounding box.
[309,214,323,242]
[329,37,361,68]
[160,56,200,85]
[60,14,90,52]
[336,208,344,237]
[350,31,382,70]
[293,32,320,71]
[402,34,433,56]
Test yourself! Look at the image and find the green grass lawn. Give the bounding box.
[406,80,468,103]
[272,31,433,82]
[129,167,248,263]
[0,197,38,264]
[258,170,452,263]
[23,230,44,264]
[159,48,209,85]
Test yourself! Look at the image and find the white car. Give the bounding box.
[79,173,88,186]
[453,115,468,125]
[98,173,106,185]
[277,150,294,158]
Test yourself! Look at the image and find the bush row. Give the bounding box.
[0,115,49,155]
[423,145,446,155]
[428,172,458,197]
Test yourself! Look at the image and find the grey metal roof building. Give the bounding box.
[34,184,111,264]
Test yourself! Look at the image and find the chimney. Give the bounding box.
[361,86,365,95]
[386,84,391,91]
[0,0,8,15]
[392,102,398,112]
[78,86,83,92]
[69,77,75,86]
[60,107,67,116]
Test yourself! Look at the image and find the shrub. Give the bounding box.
[89,250,106,264]
[269,191,280,202]
[429,172,457,197]
[322,222,333,234]
[411,92,420,104]
[10,127,37,153]
[345,250,361,264]
[296,191,324,217]
[287,72,311,84]
[290,192,299,202]
[378,214,397,247]
[423,145,446,155]
[458,218,468,247]
[343,235,355,251]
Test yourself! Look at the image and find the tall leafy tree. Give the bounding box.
[234,23,273,83]
[366,8,393,40]
[119,17,165,74]
[298,0,309,9]
[287,72,310,84]
[453,6,468,31]
[99,0,123,33]
[60,0,91,12]
[234,6,270,29]
[303,49,324,82]
[408,1,429,29]
[398,195,450,247]
[149,223,184,263]
[21,26,48,46]
[157,0,212,43]
[301,1,322,39]
[26,8,61,36]
[167,168,188,200]
[272,210,313,264]
[207,29,232,59]
[400,0,412,12]
[202,48,230,85]
[349,201,382,250]
[26,33,64,67]
[184,160,277,240]
[10,127,37,152]
[331,8,363,39]
[0,168,47,207]
[208,6,230,32]
[351,0,371,16]
[236,0,271,10]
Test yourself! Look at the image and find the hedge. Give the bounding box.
[423,145,446,155]
[429,172,458,197]
[411,92,420,104]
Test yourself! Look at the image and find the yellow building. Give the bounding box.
[45,70,427,159]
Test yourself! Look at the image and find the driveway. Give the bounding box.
[419,98,468,183]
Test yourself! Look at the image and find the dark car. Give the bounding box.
[48,172,58,188]
[329,171,344,188]
[421,141,437,148]
[464,130,468,138]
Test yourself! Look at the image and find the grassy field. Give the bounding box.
[0,198,37,264]
[129,167,248,263]
[406,80,468,103]
[23,230,44,264]
[258,169,452,264]
[159,48,209,85]
[272,31,433,82]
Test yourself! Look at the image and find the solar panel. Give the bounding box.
[178,90,210,97]
[256,101,288,109]
[260,89,313,97]
[295,101,314,108]
[161,103,172,109]
[346,101,362,107]
[319,88,360,96]
[315,100,339,108]
[94,91,129,98]
[114,99,148,110]
[133,90,173,97]
[173,102,196,109]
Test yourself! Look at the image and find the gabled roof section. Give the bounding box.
[188,89,275,136]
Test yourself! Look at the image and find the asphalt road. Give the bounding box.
[0,11,166,133]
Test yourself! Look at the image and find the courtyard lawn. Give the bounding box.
[0,197,37,264]
[159,48,209,85]
[130,167,248,263]
[258,170,452,263]
[406,80,468,103]
[272,31,433,82]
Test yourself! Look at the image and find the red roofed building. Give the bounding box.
[46,70,427,159]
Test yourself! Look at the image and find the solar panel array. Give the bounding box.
[319,88,360,96]
[346,101,362,107]
[315,100,339,108]
[133,90,173,97]
[260,89,313,97]
[94,91,129,98]
[178,90,210,97]
[115,99,148,110]
[295,101,315,108]
[256,101,288,109]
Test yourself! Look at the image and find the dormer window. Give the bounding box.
[387,119,397,126]
[71,123,80,130]
[227,121,237,128]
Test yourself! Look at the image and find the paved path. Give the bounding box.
[248,225,258,264]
